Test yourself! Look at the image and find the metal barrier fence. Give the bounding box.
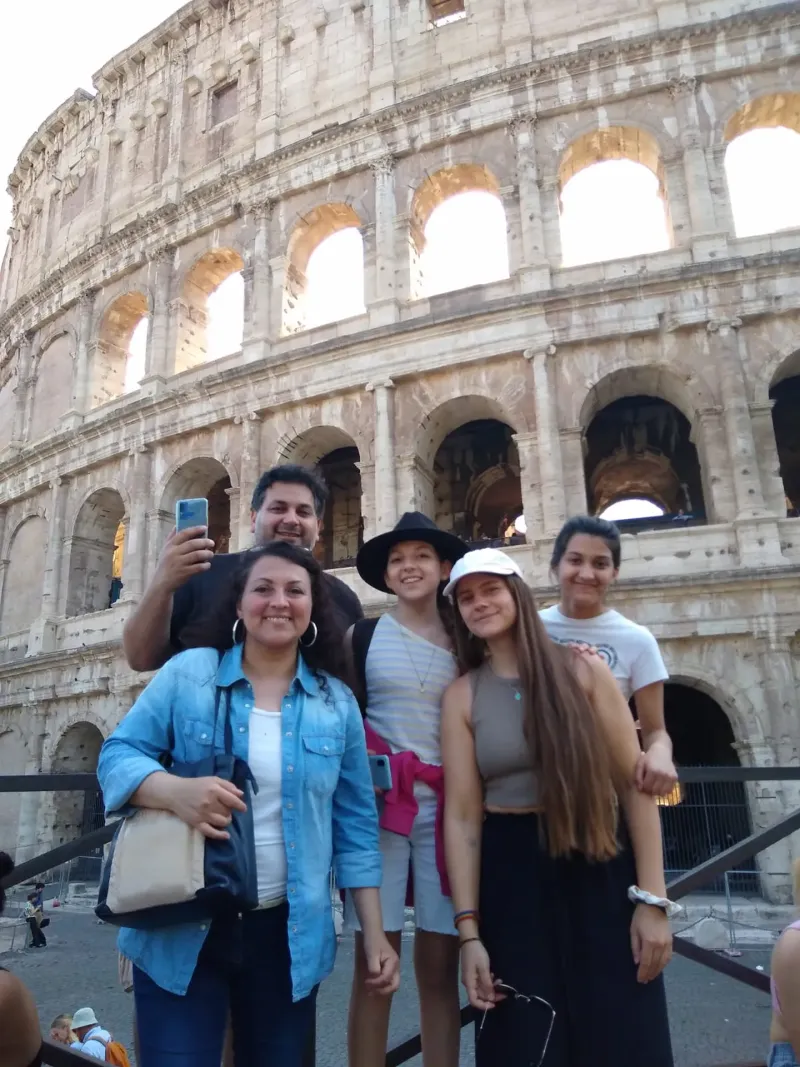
[3,766,800,1067]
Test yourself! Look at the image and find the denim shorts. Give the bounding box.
[769,1042,800,1067]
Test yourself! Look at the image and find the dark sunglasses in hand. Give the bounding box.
[478,982,556,1067]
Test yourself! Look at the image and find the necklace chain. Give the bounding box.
[398,625,439,692]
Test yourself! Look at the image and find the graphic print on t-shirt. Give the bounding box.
[547,633,620,672]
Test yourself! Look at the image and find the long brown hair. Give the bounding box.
[453,574,623,861]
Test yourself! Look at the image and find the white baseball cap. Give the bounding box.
[443,547,524,598]
[72,1008,99,1030]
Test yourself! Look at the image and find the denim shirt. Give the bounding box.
[97,644,381,999]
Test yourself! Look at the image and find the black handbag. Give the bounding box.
[95,673,259,930]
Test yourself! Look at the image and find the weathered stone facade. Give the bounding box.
[1,0,799,897]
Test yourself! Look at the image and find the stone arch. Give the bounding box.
[557,127,671,265]
[48,721,105,877]
[0,351,17,452]
[579,366,708,523]
[768,348,800,514]
[0,515,48,635]
[576,362,711,429]
[91,290,150,407]
[175,247,245,373]
[723,93,800,238]
[29,330,75,442]
[275,427,363,566]
[282,204,364,334]
[65,488,127,617]
[417,394,520,472]
[409,164,507,298]
[660,675,760,893]
[158,456,234,554]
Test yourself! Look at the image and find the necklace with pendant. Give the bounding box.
[398,625,438,692]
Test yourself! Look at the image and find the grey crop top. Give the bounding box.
[470,664,538,808]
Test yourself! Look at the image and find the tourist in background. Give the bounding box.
[768,859,800,1066]
[0,852,42,1067]
[49,1014,77,1047]
[100,541,398,1067]
[540,515,677,797]
[346,513,467,1067]
[123,463,363,673]
[442,548,675,1066]
[70,1008,116,1061]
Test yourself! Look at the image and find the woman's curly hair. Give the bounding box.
[182,541,349,694]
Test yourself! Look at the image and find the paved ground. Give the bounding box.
[3,910,774,1066]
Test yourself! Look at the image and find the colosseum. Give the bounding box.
[0,0,799,898]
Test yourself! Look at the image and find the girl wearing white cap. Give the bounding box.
[441,547,675,1067]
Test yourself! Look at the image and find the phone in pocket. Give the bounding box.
[369,754,393,792]
[175,498,209,533]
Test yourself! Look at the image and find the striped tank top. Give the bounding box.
[364,614,457,771]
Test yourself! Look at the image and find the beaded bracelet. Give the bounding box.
[453,909,479,928]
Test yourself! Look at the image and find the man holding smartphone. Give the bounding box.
[123,463,363,672]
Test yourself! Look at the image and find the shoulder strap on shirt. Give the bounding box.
[351,617,379,714]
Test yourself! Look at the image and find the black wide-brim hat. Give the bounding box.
[356,512,468,594]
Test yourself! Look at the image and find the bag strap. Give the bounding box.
[351,617,379,713]
[214,651,234,756]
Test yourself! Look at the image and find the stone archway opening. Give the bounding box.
[176,248,245,373]
[282,204,364,334]
[278,426,363,569]
[0,516,48,636]
[558,127,671,266]
[160,458,232,554]
[724,94,800,238]
[92,291,149,406]
[583,394,705,530]
[769,354,800,516]
[66,489,127,617]
[659,682,758,895]
[51,722,104,881]
[433,419,522,545]
[410,165,509,299]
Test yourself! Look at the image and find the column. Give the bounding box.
[225,487,241,553]
[560,427,588,518]
[15,728,46,864]
[509,117,550,292]
[242,202,273,361]
[368,155,399,326]
[237,412,262,548]
[10,334,33,446]
[366,380,397,533]
[65,289,96,421]
[28,477,69,656]
[120,446,152,600]
[368,0,395,110]
[735,735,792,904]
[395,454,435,518]
[511,431,544,540]
[356,461,377,543]
[660,151,693,248]
[693,407,736,523]
[538,175,563,270]
[502,0,533,64]
[749,401,786,517]
[525,345,567,535]
[668,78,726,258]
[145,508,173,587]
[0,506,7,620]
[707,319,766,519]
[143,246,174,385]
[255,25,280,158]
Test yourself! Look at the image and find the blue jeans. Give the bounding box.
[770,1043,800,1067]
[133,905,317,1067]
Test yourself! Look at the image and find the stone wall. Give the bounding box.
[0,0,798,896]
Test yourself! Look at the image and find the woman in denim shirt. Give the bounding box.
[98,541,399,1067]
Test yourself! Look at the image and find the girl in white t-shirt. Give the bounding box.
[540,515,677,797]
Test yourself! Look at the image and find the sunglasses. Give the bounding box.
[478,982,556,1067]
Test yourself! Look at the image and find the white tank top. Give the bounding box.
[248,708,287,902]
[364,614,457,776]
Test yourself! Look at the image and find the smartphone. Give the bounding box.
[175,498,209,533]
[369,754,393,792]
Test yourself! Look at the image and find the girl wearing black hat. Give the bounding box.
[346,513,467,1067]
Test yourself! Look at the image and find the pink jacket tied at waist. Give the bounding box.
[364,722,451,898]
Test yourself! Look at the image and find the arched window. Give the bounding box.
[206,270,245,361]
[124,318,148,393]
[600,499,665,523]
[176,249,245,373]
[410,165,509,299]
[558,128,671,267]
[725,127,800,238]
[283,205,365,334]
[93,291,149,406]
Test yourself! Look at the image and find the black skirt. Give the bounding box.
[476,813,674,1067]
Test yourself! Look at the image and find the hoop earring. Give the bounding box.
[300,621,318,648]
[232,618,244,645]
